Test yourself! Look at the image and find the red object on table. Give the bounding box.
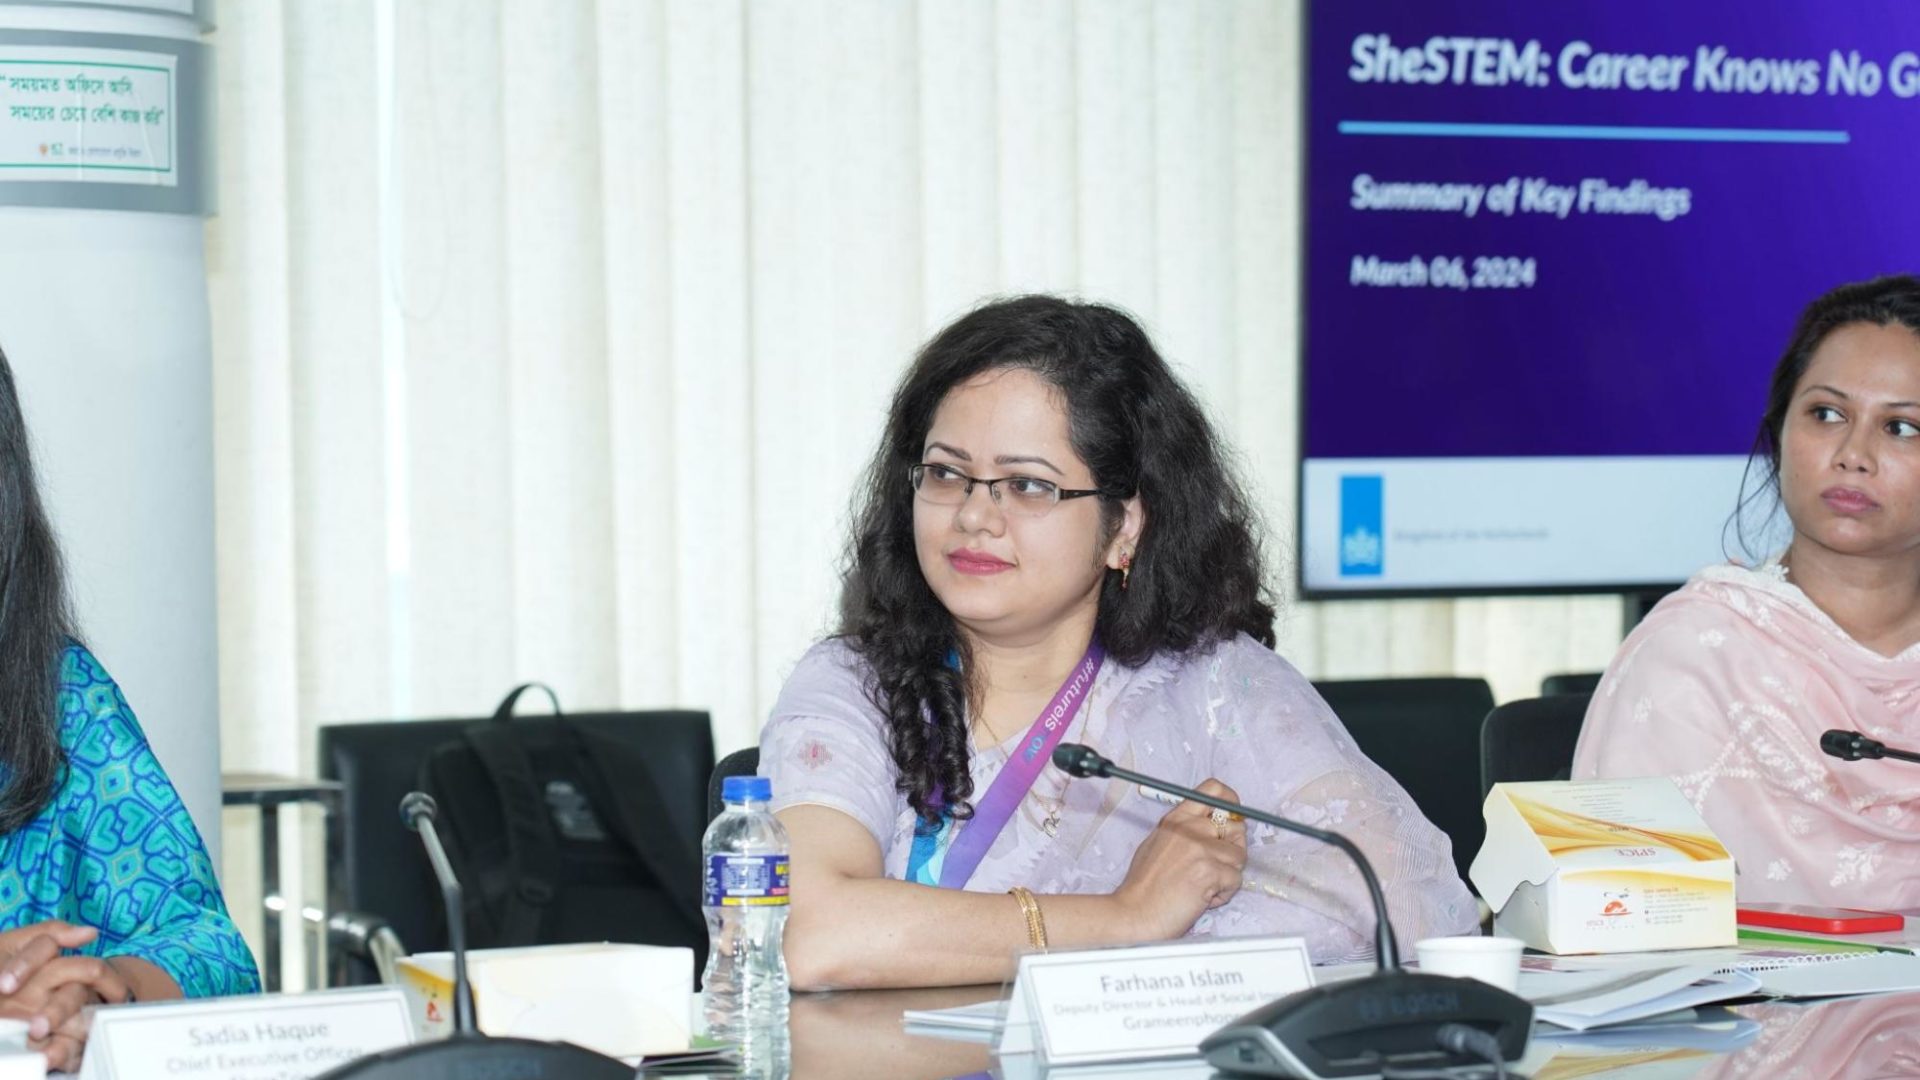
[1736,903,1904,935]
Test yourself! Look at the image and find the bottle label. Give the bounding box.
[705,853,791,907]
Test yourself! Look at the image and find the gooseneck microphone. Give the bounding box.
[1053,743,1399,972]
[313,793,632,1080]
[1821,729,1920,765]
[1052,743,1531,1080]
[400,792,476,1034]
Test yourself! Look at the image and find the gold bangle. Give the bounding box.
[1008,886,1049,951]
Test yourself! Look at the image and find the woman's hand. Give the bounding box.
[1112,779,1249,941]
[0,921,95,977]
[29,980,98,1072]
[0,921,130,1072]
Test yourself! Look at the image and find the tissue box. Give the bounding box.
[397,942,693,1058]
[1469,778,1736,955]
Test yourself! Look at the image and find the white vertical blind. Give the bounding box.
[208,0,1627,779]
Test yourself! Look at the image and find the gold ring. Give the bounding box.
[1210,807,1232,838]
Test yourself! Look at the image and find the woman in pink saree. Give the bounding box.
[1575,275,1920,907]
[764,297,1474,990]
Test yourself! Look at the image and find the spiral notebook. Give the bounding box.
[1741,951,1920,998]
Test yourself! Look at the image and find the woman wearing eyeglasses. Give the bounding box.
[761,296,1474,990]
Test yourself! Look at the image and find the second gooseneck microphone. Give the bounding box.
[1051,741,1398,970]
[1050,741,1534,1080]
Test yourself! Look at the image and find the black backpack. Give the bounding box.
[417,684,707,964]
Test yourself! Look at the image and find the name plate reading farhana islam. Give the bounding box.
[997,937,1315,1066]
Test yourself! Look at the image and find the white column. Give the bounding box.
[0,2,219,857]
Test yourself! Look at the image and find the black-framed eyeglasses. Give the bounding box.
[908,463,1104,518]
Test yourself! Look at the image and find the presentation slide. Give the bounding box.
[1301,1,1918,595]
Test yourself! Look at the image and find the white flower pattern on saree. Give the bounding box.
[1576,560,1920,907]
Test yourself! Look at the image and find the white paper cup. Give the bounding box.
[1415,935,1523,993]
[0,1020,27,1053]
[0,1050,42,1080]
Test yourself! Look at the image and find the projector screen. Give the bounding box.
[1299,0,1919,596]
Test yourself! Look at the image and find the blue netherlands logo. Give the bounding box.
[1338,475,1384,577]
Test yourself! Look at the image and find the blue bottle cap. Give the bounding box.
[722,775,772,803]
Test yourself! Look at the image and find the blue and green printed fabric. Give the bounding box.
[0,645,258,998]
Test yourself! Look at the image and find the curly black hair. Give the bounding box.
[837,295,1276,826]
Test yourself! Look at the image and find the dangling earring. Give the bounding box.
[1119,551,1132,591]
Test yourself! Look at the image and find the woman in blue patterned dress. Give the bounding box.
[0,356,258,1069]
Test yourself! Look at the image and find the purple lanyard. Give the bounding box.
[938,642,1105,890]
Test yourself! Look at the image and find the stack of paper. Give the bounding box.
[1517,947,1920,1032]
[1521,965,1759,1031]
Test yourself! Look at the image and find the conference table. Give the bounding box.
[662,981,1920,1079]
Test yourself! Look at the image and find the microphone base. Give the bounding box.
[312,1033,635,1080]
[1199,971,1532,1079]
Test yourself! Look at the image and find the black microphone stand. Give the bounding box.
[1056,745,1401,972]
[405,792,477,1034]
[314,793,633,1079]
[1052,743,1531,1080]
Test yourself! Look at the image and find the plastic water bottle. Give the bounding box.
[702,775,791,1060]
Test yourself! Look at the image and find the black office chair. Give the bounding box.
[1313,677,1496,889]
[1480,694,1591,796]
[708,747,762,823]
[319,707,713,984]
[1541,672,1602,697]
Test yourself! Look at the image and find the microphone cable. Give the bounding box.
[1375,1022,1513,1080]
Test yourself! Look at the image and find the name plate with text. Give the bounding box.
[997,937,1315,1066]
[78,986,413,1080]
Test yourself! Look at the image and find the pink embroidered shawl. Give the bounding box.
[1573,562,1920,906]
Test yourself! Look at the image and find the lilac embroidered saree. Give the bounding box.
[760,632,1476,963]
